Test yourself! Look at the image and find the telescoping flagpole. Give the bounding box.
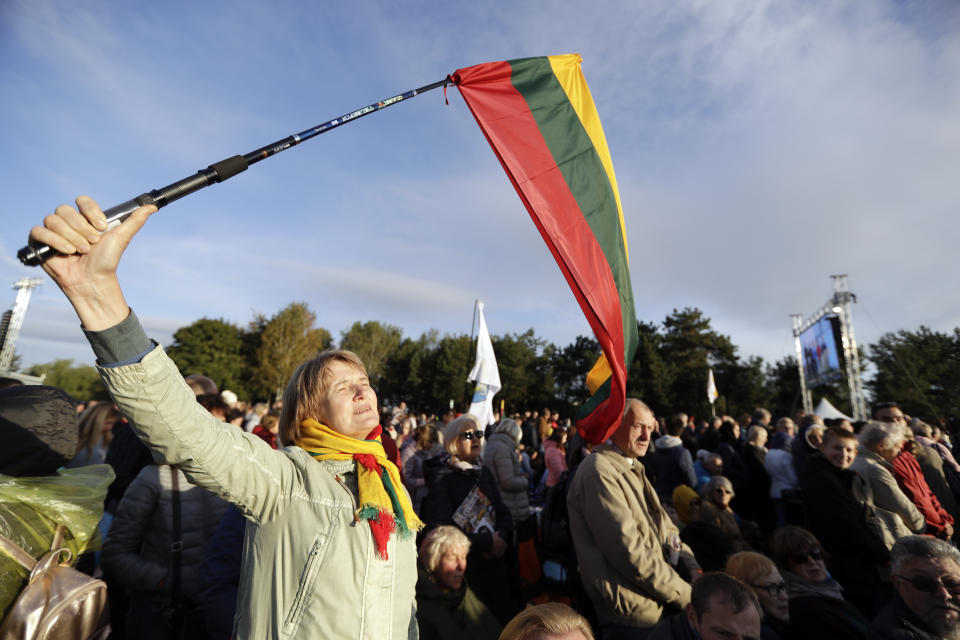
[18,76,452,266]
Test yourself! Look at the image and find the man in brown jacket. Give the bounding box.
[567,399,697,639]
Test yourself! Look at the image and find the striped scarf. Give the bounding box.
[295,419,423,559]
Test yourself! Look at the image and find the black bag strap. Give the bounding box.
[169,465,186,640]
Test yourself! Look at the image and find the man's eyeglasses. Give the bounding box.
[714,487,733,495]
[789,548,823,565]
[460,430,484,441]
[894,574,960,595]
[750,581,787,598]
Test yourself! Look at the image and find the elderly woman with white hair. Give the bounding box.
[697,475,746,552]
[421,414,516,623]
[851,421,925,549]
[483,418,531,525]
[415,525,501,640]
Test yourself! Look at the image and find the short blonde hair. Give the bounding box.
[443,414,481,456]
[278,349,368,446]
[418,525,470,574]
[726,551,776,585]
[499,603,594,640]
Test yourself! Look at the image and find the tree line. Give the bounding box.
[21,303,960,422]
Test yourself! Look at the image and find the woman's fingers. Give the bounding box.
[30,221,79,255]
[75,196,109,232]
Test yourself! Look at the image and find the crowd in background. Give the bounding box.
[4,366,960,640]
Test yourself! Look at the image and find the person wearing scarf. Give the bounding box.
[771,526,870,639]
[295,418,422,558]
[29,194,430,638]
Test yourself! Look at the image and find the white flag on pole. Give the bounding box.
[467,301,501,426]
[707,368,719,405]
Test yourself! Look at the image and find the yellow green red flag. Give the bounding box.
[453,54,638,444]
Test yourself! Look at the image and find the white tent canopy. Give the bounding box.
[813,397,853,421]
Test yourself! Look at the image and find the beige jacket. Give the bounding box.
[852,445,925,549]
[99,345,417,640]
[566,445,692,628]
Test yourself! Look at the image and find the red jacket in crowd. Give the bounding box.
[891,449,954,538]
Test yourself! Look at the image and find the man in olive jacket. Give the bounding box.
[567,399,697,639]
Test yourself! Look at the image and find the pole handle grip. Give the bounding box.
[18,193,157,266]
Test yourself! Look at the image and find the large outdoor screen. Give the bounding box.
[800,315,845,386]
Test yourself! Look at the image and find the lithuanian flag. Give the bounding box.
[453,54,638,444]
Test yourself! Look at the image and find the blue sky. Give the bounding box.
[2,0,959,377]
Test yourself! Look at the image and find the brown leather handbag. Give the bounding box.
[0,524,109,640]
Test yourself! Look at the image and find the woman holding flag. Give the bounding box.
[27,196,421,638]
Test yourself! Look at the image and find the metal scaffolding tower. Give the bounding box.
[0,278,43,372]
[791,275,868,421]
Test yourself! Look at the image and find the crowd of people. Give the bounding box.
[2,195,960,640]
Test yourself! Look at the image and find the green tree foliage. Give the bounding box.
[549,336,600,414]
[166,318,250,398]
[24,359,106,401]
[339,321,403,389]
[255,303,332,400]
[628,321,677,417]
[765,356,803,416]
[659,308,739,419]
[868,327,960,420]
[421,334,474,414]
[157,299,960,423]
[380,330,437,408]
[492,330,550,413]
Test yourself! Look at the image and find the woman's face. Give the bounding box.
[751,567,789,621]
[316,360,379,439]
[712,484,733,508]
[788,546,828,582]
[455,423,484,463]
[434,547,467,591]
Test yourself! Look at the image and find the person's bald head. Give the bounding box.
[611,399,655,458]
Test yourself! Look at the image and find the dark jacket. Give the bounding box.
[199,505,246,640]
[648,612,697,640]
[414,567,501,640]
[104,419,154,514]
[421,461,515,623]
[648,436,697,500]
[800,453,889,618]
[867,595,940,640]
[789,593,870,639]
[421,462,513,553]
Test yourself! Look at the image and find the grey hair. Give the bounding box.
[859,420,904,451]
[624,398,651,417]
[702,475,734,499]
[890,535,960,574]
[418,525,471,574]
[443,414,481,457]
[752,408,771,423]
[492,417,522,444]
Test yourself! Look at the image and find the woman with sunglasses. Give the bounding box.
[770,526,870,639]
[421,414,516,624]
[698,475,746,552]
[726,551,795,640]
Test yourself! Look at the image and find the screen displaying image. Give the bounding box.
[800,315,844,386]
